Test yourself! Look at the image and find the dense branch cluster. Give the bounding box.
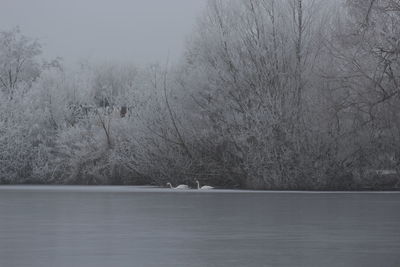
[0,0,399,189]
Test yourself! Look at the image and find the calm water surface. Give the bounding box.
[0,186,399,267]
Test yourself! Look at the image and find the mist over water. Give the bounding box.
[1,1,400,265]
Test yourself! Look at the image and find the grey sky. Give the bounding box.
[1,0,206,65]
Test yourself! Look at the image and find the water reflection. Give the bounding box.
[0,186,399,267]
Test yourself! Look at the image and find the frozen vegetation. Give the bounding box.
[1,0,400,190]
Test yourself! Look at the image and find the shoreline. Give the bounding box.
[0,184,399,193]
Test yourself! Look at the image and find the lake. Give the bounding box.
[0,186,399,267]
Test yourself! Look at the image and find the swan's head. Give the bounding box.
[166,182,172,186]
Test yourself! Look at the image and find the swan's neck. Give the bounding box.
[196,181,200,189]
[168,183,173,189]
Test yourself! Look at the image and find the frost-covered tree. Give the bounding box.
[0,27,42,99]
[321,0,400,188]
[0,4,399,189]
[175,0,339,189]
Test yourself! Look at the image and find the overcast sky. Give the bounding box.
[0,0,206,65]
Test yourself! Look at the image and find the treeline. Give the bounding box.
[1,0,400,190]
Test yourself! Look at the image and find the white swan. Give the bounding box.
[195,180,214,190]
[167,182,189,190]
